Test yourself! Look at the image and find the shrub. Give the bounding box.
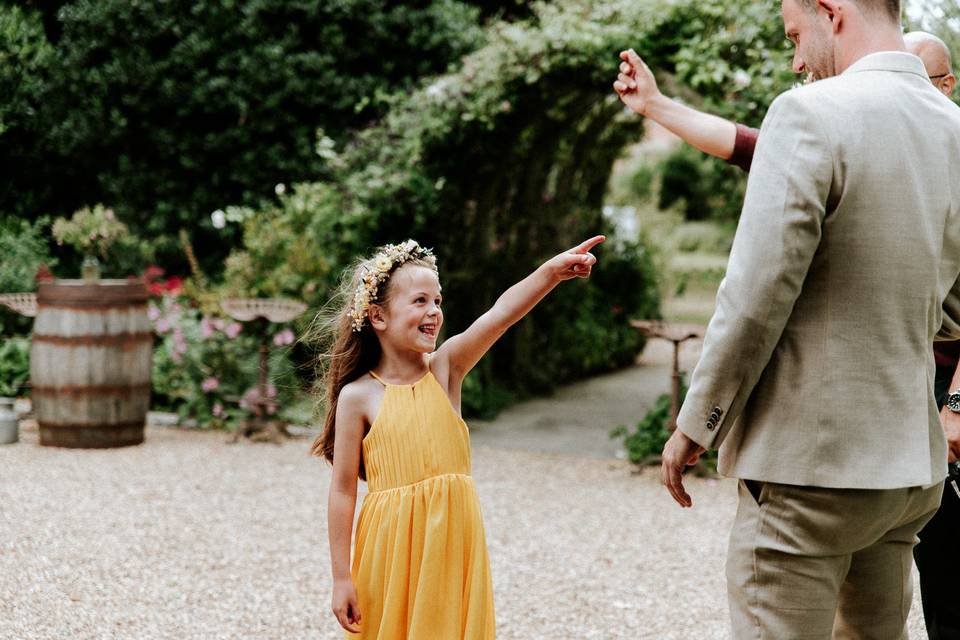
[669,221,734,254]
[2,0,485,272]
[610,374,718,473]
[0,217,56,294]
[0,216,56,336]
[0,336,30,397]
[148,281,303,429]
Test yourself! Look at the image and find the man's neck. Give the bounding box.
[834,25,906,74]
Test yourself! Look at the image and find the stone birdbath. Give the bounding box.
[220,297,307,443]
[0,293,38,318]
[630,320,705,431]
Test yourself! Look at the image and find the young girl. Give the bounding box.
[314,235,604,639]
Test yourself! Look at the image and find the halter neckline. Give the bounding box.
[369,369,432,387]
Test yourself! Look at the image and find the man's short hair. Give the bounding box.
[798,0,901,22]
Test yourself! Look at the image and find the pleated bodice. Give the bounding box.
[362,370,472,492]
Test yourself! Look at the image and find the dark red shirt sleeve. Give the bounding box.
[727,123,759,172]
[935,340,960,369]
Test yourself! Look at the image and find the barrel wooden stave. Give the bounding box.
[31,280,152,448]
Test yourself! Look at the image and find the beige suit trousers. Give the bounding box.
[727,480,942,639]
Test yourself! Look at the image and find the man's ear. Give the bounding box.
[941,74,957,98]
[818,0,843,32]
[368,304,387,331]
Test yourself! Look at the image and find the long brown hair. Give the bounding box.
[308,246,437,480]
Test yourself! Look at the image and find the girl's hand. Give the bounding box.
[544,235,605,282]
[332,578,362,633]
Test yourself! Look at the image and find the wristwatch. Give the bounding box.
[946,389,960,413]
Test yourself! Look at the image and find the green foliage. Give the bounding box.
[220,182,359,309]
[669,221,734,254]
[657,144,748,221]
[610,374,718,472]
[2,0,485,270]
[0,336,30,397]
[0,5,54,217]
[0,216,56,336]
[659,147,708,220]
[659,0,797,126]
[0,217,55,294]
[52,204,128,258]
[627,165,656,202]
[460,369,515,419]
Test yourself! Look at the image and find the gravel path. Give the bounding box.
[0,421,928,639]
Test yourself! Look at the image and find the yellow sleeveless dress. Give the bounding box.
[349,370,495,639]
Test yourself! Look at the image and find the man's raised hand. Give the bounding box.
[613,49,662,116]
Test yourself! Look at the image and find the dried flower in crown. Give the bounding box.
[350,240,436,332]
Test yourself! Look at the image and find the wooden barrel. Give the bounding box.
[31,280,152,448]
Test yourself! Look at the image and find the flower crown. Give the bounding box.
[350,240,437,332]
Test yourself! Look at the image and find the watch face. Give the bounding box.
[949,393,960,412]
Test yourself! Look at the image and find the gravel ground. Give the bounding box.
[1,424,927,640]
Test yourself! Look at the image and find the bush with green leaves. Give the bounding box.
[0,336,30,397]
[149,289,302,429]
[2,0,485,271]
[0,217,55,294]
[610,374,718,473]
[0,217,57,336]
[0,5,54,218]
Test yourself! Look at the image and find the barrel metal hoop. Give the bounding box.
[38,420,145,430]
[32,332,154,347]
[32,383,152,396]
[37,280,149,305]
[36,303,149,312]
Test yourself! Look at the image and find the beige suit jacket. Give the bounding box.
[677,52,960,489]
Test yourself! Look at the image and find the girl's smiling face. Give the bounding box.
[372,263,443,352]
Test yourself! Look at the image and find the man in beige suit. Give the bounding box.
[651,0,960,637]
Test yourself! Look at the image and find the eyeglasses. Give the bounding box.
[929,73,951,82]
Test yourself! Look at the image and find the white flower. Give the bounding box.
[211,209,226,229]
[733,70,752,89]
[376,256,392,271]
[274,183,286,196]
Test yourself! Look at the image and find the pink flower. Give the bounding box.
[200,317,216,339]
[147,305,161,321]
[201,377,220,392]
[212,402,223,417]
[272,328,295,346]
[224,322,242,339]
[239,384,278,416]
[155,317,171,334]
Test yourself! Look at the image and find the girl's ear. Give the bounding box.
[368,304,387,331]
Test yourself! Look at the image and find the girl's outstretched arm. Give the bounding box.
[327,385,365,633]
[438,235,604,382]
